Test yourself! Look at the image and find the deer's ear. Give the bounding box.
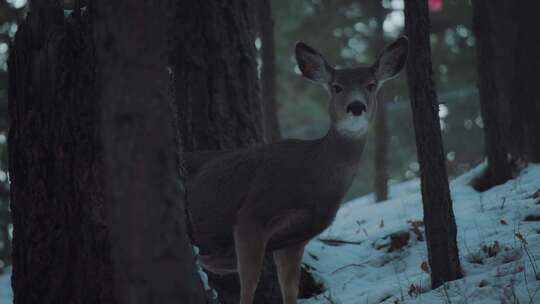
[295,42,333,83]
[373,36,408,82]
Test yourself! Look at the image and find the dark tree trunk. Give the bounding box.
[373,1,389,202]
[256,0,281,143]
[9,1,205,303]
[168,1,274,303]
[94,0,207,303]
[374,92,389,202]
[471,0,513,191]
[8,2,114,303]
[510,1,540,162]
[404,0,462,289]
[169,1,262,152]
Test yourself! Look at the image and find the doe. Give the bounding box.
[185,36,408,304]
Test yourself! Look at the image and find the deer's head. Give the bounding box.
[295,37,408,137]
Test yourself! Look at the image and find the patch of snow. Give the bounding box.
[0,267,12,304]
[301,163,540,303]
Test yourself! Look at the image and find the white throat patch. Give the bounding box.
[336,115,369,136]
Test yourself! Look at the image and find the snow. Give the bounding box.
[0,267,12,303]
[1,164,539,303]
[300,163,540,304]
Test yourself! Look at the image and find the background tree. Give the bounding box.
[373,1,389,202]
[256,0,282,142]
[95,0,207,302]
[470,0,512,191]
[404,0,462,288]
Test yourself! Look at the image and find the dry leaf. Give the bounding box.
[421,261,430,274]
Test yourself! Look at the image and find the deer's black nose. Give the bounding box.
[346,101,366,116]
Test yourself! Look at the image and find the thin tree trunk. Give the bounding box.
[373,1,389,202]
[94,0,207,303]
[471,0,512,191]
[404,0,462,289]
[256,0,281,143]
[8,2,114,303]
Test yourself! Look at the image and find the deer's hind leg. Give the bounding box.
[273,242,306,304]
[234,222,266,304]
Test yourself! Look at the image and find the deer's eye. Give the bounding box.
[332,84,343,94]
[366,82,377,93]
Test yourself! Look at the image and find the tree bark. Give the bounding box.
[8,2,114,303]
[509,1,540,162]
[169,1,262,152]
[94,0,207,303]
[256,0,281,143]
[404,0,462,289]
[471,0,513,191]
[373,1,389,202]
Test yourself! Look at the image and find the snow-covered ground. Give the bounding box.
[301,164,540,304]
[0,266,12,303]
[1,164,539,304]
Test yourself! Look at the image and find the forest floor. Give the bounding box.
[1,164,539,303]
[300,164,540,304]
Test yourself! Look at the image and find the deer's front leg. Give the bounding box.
[273,242,306,304]
[234,222,265,304]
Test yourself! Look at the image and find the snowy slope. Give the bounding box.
[0,165,539,304]
[300,164,540,304]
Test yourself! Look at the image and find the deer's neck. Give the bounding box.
[312,127,367,196]
[318,127,367,166]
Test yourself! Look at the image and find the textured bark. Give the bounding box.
[256,0,281,143]
[169,1,262,152]
[8,2,114,303]
[404,0,462,288]
[471,0,512,191]
[94,0,207,303]
[373,2,389,202]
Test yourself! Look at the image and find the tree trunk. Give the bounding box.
[8,2,114,303]
[373,1,389,202]
[471,0,513,191]
[256,0,281,143]
[94,0,207,303]
[168,1,275,303]
[404,0,462,289]
[169,1,263,152]
[9,1,206,303]
[374,92,389,202]
[510,1,540,162]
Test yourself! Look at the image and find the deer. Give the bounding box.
[184,36,408,304]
